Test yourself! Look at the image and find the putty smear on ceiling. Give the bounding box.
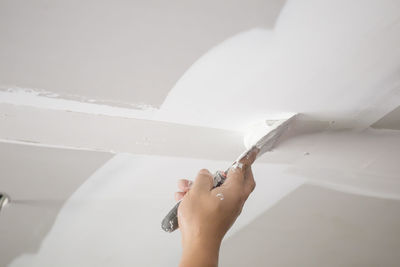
[1,0,400,132]
[1,0,400,266]
[0,0,285,107]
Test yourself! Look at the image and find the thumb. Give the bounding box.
[192,169,214,193]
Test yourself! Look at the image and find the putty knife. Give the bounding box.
[161,114,297,232]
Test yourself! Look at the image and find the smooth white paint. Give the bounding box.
[0,138,113,153]
[0,0,285,107]
[306,179,400,201]
[220,185,400,266]
[2,102,400,200]
[0,103,245,161]
[1,1,400,265]
[0,88,157,121]
[0,142,112,267]
[1,0,400,133]
[159,0,400,130]
[6,126,400,266]
[9,154,305,267]
[244,114,297,155]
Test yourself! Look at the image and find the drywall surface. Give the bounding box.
[5,132,400,266]
[270,128,400,200]
[372,105,400,130]
[0,103,245,161]
[220,185,400,266]
[0,1,400,266]
[0,0,285,107]
[8,153,305,267]
[1,101,399,202]
[0,142,112,267]
[1,0,399,133]
[2,99,400,199]
[158,0,400,131]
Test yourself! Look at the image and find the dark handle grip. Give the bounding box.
[161,171,227,233]
[161,201,181,232]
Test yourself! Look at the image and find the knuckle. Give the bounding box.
[250,180,256,192]
[241,163,249,172]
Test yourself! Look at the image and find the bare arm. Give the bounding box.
[174,149,257,267]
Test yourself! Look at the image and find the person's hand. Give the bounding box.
[176,148,258,267]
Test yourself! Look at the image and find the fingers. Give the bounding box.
[222,147,258,199]
[223,146,259,187]
[174,162,256,203]
[238,146,259,169]
[223,167,245,188]
[174,191,185,202]
[178,179,192,192]
[174,179,193,202]
[192,169,214,193]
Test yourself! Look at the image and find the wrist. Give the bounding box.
[180,237,221,267]
[183,236,221,251]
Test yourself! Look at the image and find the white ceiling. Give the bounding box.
[1,0,400,266]
[0,0,285,107]
[221,184,400,266]
[3,128,400,266]
[1,0,399,132]
[0,142,111,267]
[157,0,400,130]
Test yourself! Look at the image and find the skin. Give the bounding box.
[175,148,258,267]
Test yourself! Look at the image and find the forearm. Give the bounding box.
[179,238,221,267]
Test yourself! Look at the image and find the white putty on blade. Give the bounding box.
[233,113,298,166]
[162,115,297,233]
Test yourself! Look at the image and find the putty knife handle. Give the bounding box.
[161,171,227,233]
[161,201,181,232]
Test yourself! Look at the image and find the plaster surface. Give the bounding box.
[221,184,400,267]
[158,0,400,131]
[0,103,245,161]
[1,0,399,132]
[1,102,399,202]
[0,1,400,266]
[7,153,305,267]
[4,139,400,266]
[0,0,285,107]
[372,105,400,130]
[0,142,112,267]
